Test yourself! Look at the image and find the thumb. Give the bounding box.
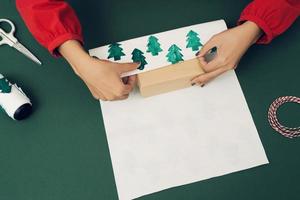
[117,62,140,73]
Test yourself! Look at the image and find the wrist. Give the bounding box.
[241,21,263,44]
[58,40,91,74]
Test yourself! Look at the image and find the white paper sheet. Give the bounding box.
[89,20,227,77]
[90,20,268,200]
[99,71,268,200]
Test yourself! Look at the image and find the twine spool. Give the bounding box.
[268,96,300,138]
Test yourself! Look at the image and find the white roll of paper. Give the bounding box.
[0,74,32,120]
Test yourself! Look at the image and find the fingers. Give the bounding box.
[85,81,107,100]
[196,37,218,66]
[98,74,136,101]
[116,94,129,101]
[199,49,236,73]
[117,83,135,96]
[198,37,217,57]
[103,93,129,101]
[77,58,136,101]
[191,67,229,86]
[198,56,208,66]
[201,58,223,73]
[126,75,137,89]
[117,62,140,73]
[112,75,137,97]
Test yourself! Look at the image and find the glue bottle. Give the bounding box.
[0,74,32,120]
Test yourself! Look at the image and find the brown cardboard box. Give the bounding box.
[137,58,205,97]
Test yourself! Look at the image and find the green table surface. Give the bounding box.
[0,0,299,199]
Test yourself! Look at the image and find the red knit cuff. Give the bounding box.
[238,14,274,44]
[47,33,84,57]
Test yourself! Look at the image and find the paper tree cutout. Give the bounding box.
[166,44,184,64]
[107,43,125,61]
[132,48,148,70]
[147,36,163,56]
[0,78,11,93]
[186,30,203,51]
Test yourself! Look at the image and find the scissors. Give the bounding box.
[0,19,42,65]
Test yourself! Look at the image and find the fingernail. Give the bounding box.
[191,83,196,86]
[195,51,200,56]
[211,47,217,53]
[92,56,99,59]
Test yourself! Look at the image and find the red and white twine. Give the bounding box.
[268,96,300,138]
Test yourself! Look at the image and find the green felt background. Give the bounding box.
[0,0,299,199]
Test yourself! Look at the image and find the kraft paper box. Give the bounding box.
[137,58,205,97]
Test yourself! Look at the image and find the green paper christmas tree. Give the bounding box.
[166,44,184,64]
[0,78,11,93]
[147,36,163,56]
[186,30,203,51]
[107,43,125,61]
[132,48,147,70]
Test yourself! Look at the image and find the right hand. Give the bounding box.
[59,40,139,101]
[192,21,262,86]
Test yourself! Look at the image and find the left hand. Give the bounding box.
[58,40,139,101]
[191,21,262,86]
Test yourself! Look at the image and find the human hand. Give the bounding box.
[192,21,262,86]
[75,58,139,101]
[59,40,139,101]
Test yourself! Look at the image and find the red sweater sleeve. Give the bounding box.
[239,0,300,44]
[16,0,83,56]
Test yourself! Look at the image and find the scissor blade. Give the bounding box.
[13,42,42,65]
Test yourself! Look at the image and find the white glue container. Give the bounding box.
[0,74,32,120]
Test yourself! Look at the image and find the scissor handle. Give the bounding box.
[0,19,16,34]
[0,19,17,46]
